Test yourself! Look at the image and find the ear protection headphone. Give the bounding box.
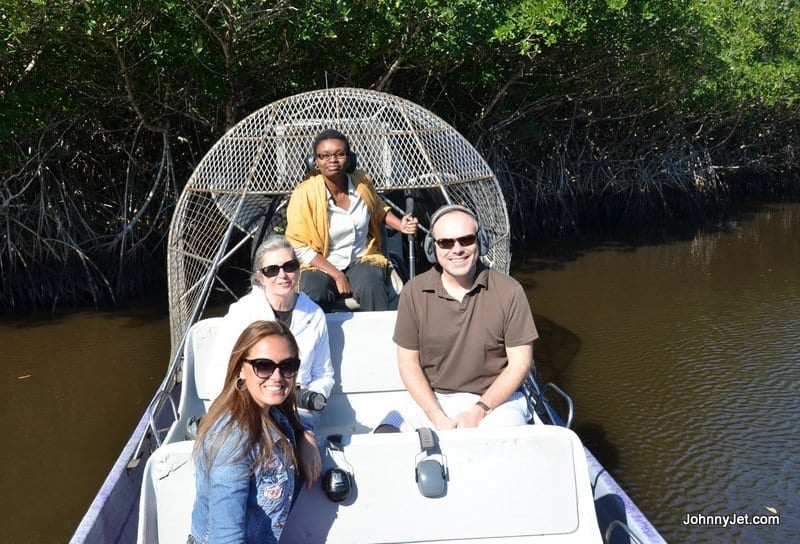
[322,466,352,503]
[423,204,490,264]
[322,434,353,503]
[414,427,448,498]
[303,150,358,176]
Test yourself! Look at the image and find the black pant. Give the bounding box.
[300,262,388,312]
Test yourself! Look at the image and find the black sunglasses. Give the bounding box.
[261,259,300,278]
[434,234,477,250]
[244,357,301,379]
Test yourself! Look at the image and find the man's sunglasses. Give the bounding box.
[261,259,300,278]
[434,234,477,250]
[244,357,301,379]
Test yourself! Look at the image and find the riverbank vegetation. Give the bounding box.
[2,0,799,312]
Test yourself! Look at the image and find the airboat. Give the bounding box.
[70,88,665,544]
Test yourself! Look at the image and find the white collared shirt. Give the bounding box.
[295,175,370,270]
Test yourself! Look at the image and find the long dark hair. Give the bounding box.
[194,320,304,474]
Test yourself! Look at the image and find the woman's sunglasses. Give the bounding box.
[261,259,300,278]
[434,234,477,250]
[244,357,301,379]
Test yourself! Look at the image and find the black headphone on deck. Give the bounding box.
[423,204,490,264]
[303,150,358,176]
[322,434,354,503]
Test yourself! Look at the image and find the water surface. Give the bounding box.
[1,203,798,543]
[0,309,169,543]
[516,202,799,543]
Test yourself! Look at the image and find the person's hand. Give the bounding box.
[332,270,353,297]
[400,214,418,235]
[429,407,457,430]
[297,430,321,489]
[453,404,484,429]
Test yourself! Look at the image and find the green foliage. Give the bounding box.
[691,0,800,106]
[494,0,587,55]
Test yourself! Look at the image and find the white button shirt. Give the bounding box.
[295,176,371,270]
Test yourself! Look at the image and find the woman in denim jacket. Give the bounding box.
[189,320,319,543]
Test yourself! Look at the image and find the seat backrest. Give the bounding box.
[316,311,406,434]
[168,312,405,440]
[137,440,196,544]
[188,317,226,410]
[164,317,224,444]
[325,311,404,394]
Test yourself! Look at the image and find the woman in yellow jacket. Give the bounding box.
[286,129,417,312]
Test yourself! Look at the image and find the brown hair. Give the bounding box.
[194,320,304,475]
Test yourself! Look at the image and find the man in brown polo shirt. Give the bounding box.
[389,204,538,430]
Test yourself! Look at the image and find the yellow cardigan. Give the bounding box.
[285,170,390,269]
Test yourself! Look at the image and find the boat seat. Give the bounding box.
[280,425,602,543]
[164,309,405,442]
[163,317,225,444]
[138,440,195,544]
[316,310,407,436]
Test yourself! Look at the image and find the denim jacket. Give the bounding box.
[189,408,302,544]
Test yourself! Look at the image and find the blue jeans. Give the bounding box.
[298,408,322,432]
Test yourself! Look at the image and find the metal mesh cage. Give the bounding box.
[167,88,510,353]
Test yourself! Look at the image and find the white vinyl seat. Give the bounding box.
[164,317,224,444]
[138,440,195,544]
[315,310,408,436]
[140,310,604,544]
[165,310,407,441]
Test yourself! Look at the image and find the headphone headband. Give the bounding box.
[428,205,479,233]
[423,204,489,264]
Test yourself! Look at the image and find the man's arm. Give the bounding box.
[397,345,456,430]
[452,343,532,428]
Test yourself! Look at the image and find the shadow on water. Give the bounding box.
[574,422,621,473]
[531,314,581,386]
[513,199,785,273]
[1,299,168,329]
[531,315,620,472]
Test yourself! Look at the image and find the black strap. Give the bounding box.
[327,434,343,449]
[416,427,435,452]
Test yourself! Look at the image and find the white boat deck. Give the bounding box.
[283,425,600,543]
[140,311,602,543]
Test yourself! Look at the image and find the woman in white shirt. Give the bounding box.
[207,235,334,431]
[286,129,418,312]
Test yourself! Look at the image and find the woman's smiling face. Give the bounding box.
[240,334,296,409]
[259,247,298,298]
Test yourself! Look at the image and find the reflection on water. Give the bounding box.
[1,204,798,544]
[0,308,169,544]
[516,202,800,543]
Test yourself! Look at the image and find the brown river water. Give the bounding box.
[1,202,798,543]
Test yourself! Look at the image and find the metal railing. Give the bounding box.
[605,520,645,544]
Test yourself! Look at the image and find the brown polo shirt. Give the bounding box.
[393,264,538,395]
